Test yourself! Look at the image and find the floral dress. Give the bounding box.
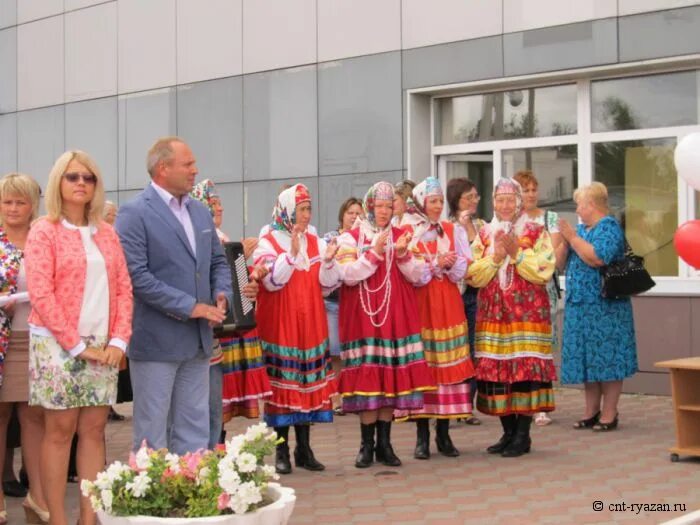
[0,229,23,387]
[467,220,557,415]
[561,216,638,383]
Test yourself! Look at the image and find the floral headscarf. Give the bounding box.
[351,181,394,245]
[485,178,527,289]
[361,181,394,232]
[270,184,311,234]
[401,177,444,233]
[492,177,523,220]
[189,179,219,216]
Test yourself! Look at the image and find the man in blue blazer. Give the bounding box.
[116,136,235,454]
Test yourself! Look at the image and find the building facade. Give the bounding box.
[1,0,699,394]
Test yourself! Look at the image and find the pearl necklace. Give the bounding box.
[358,230,394,328]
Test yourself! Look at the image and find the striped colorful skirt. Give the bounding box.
[337,263,436,413]
[220,329,272,421]
[395,277,475,420]
[261,338,336,426]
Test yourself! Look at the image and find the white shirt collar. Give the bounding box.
[151,181,190,208]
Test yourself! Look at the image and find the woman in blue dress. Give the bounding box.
[557,182,638,432]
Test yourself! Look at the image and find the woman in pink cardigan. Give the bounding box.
[25,151,133,525]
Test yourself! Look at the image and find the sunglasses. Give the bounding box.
[63,172,97,185]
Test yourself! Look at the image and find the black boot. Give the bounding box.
[375,420,401,466]
[355,423,375,468]
[414,420,430,460]
[274,426,292,475]
[487,415,517,454]
[293,424,325,471]
[502,415,532,458]
[435,419,460,457]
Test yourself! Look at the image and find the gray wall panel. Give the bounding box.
[631,296,692,373]
[402,35,503,89]
[17,106,65,189]
[318,52,402,177]
[243,65,317,181]
[318,170,402,235]
[243,177,319,237]
[177,77,243,184]
[504,18,618,77]
[619,6,700,62]
[65,97,119,191]
[120,88,176,190]
[0,27,16,113]
[0,0,17,30]
[0,113,16,175]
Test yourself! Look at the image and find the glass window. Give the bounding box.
[502,145,578,224]
[435,84,577,145]
[591,71,699,132]
[593,138,678,276]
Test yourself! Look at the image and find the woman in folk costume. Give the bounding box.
[466,178,556,457]
[253,183,340,475]
[336,181,435,469]
[189,180,271,449]
[398,177,475,459]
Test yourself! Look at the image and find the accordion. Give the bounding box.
[214,241,257,336]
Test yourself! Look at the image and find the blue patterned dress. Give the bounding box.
[561,216,638,384]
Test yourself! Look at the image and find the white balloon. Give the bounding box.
[675,132,700,192]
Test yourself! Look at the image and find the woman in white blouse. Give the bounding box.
[25,151,133,525]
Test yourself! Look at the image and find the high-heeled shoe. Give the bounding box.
[572,411,600,429]
[23,492,50,524]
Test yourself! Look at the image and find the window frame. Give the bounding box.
[413,57,700,296]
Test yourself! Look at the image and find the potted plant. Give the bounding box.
[81,423,296,525]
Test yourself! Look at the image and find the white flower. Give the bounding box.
[101,489,113,512]
[80,479,95,498]
[228,493,250,515]
[90,495,104,512]
[235,452,257,473]
[134,447,151,470]
[218,468,241,494]
[126,472,151,498]
[226,435,246,456]
[260,464,279,480]
[165,453,181,473]
[244,422,268,441]
[197,466,211,485]
[94,471,113,491]
[238,481,263,505]
[105,461,130,482]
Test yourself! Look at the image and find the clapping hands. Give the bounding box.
[324,238,340,263]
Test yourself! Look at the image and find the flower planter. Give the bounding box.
[97,483,296,525]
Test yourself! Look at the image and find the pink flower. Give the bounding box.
[217,492,231,511]
[181,451,203,479]
[162,468,177,479]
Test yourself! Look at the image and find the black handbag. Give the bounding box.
[600,238,655,299]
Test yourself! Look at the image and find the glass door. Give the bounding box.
[437,153,493,220]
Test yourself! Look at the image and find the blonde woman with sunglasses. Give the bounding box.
[24,151,133,525]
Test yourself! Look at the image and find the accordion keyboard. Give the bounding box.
[235,255,254,315]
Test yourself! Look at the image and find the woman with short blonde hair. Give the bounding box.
[25,151,133,525]
[0,172,47,523]
[558,181,637,433]
[572,182,610,215]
